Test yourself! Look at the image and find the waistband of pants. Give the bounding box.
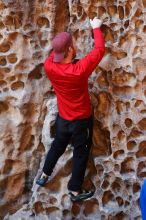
[57,113,92,122]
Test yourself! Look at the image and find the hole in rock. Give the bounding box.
[102,180,109,189]
[113,150,125,159]
[33,201,44,214]
[0,21,5,29]
[125,118,133,128]
[111,178,122,193]
[135,20,143,29]
[118,6,124,20]
[11,81,24,91]
[92,120,112,157]
[97,6,106,17]
[124,20,129,29]
[114,212,128,219]
[4,15,14,27]
[77,5,83,17]
[0,80,7,87]
[0,101,9,113]
[135,100,143,107]
[137,161,146,178]
[116,196,124,206]
[125,2,132,17]
[133,182,140,193]
[143,26,146,33]
[142,0,146,8]
[28,63,43,80]
[7,53,17,63]
[102,190,115,205]
[101,25,115,43]
[136,141,146,158]
[107,6,117,17]
[37,17,50,28]
[127,141,137,151]
[128,127,143,139]
[96,164,104,176]
[121,157,135,174]
[83,198,99,217]
[0,56,6,66]
[117,130,125,142]
[0,42,11,53]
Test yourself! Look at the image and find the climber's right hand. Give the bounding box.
[90,17,103,29]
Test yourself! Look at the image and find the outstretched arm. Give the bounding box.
[77,17,105,77]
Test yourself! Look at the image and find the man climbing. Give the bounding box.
[36,17,105,202]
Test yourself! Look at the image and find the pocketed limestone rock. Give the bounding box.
[1,0,145,219]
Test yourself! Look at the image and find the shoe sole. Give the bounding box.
[36,180,48,187]
[71,192,94,202]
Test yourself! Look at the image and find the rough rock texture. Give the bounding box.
[0,0,146,219]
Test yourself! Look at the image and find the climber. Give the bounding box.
[140,179,146,219]
[36,17,105,202]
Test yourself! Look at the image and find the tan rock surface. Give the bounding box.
[0,0,145,219]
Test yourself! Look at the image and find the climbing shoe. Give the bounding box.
[36,173,49,187]
[69,189,94,202]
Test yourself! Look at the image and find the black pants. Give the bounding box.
[43,113,93,191]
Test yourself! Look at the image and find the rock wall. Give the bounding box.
[0,0,146,219]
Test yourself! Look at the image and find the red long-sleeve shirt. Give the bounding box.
[44,28,105,121]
